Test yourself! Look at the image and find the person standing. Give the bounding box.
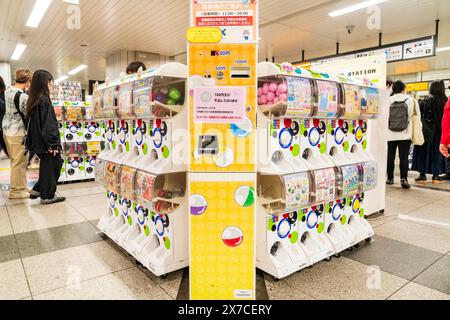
[412,81,448,183]
[440,98,450,158]
[386,80,421,189]
[3,68,33,199]
[25,70,65,204]
[126,61,146,75]
[0,76,7,156]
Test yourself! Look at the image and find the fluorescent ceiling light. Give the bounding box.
[329,0,388,17]
[63,0,79,4]
[26,0,53,28]
[11,44,27,61]
[55,75,68,83]
[68,64,87,75]
[437,46,450,53]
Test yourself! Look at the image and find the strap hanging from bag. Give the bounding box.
[13,91,27,129]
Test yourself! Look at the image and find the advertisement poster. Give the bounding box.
[190,176,255,300]
[194,86,246,123]
[286,77,313,118]
[190,0,258,43]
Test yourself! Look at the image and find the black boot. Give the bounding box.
[401,179,411,189]
[386,178,394,185]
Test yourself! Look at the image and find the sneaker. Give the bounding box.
[9,192,30,200]
[401,179,411,189]
[41,196,66,205]
[415,174,427,184]
[386,178,394,185]
[29,190,40,200]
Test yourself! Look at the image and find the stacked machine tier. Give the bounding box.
[256,62,380,279]
[93,63,189,277]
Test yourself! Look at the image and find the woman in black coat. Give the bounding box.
[25,70,65,204]
[412,80,448,184]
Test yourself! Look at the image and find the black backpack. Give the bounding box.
[389,98,409,132]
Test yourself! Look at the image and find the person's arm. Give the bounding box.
[40,97,60,152]
[440,99,450,157]
[20,94,28,114]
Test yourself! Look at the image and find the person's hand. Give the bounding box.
[440,144,450,158]
[48,149,59,156]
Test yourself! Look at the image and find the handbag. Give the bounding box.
[411,99,425,146]
[421,97,436,144]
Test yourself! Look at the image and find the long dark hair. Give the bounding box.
[26,69,53,119]
[0,76,6,94]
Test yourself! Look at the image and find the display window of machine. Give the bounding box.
[102,85,119,119]
[313,80,340,119]
[152,76,185,118]
[118,82,135,119]
[133,78,153,119]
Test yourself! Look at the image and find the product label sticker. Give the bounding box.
[286,77,313,118]
[118,82,134,118]
[313,168,336,203]
[284,172,310,211]
[133,78,153,118]
[362,161,378,191]
[363,87,381,115]
[135,171,156,209]
[194,86,246,124]
[315,80,339,119]
[343,84,362,119]
[341,164,360,197]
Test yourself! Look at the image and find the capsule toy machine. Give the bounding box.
[301,167,336,264]
[302,71,340,171]
[146,63,188,174]
[324,164,360,253]
[327,75,364,167]
[135,172,188,277]
[83,99,103,143]
[344,161,377,243]
[105,165,138,245]
[257,62,314,175]
[97,161,122,234]
[64,141,87,182]
[63,102,85,143]
[131,74,154,168]
[53,101,65,144]
[256,171,312,279]
[85,140,102,180]
[116,79,135,163]
[350,86,381,163]
[100,82,120,161]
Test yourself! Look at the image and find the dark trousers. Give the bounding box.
[387,140,411,180]
[32,153,63,200]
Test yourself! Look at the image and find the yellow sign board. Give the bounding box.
[406,82,429,92]
[190,176,255,300]
[187,27,223,44]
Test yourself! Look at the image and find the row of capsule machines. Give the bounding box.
[92,63,189,277]
[53,102,103,182]
[256,62,381,280]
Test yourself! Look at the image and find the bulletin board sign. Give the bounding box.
[190,0,258,44]
[194,86,246,124]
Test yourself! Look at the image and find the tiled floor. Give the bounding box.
[0,163,449,300]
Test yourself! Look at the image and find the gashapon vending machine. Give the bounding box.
[95,63,189,278]
[100,81,120,161]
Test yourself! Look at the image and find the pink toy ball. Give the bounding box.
[257,97,263,105]
[262,83,270,94]
[257,87,263,97]
[266,92,275,102]
[278,93,287,102]
[260,95,268,105]
[278,84,288,94]
[269,82,278,92]
[273,97,280,104]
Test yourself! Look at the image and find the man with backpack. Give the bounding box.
[386,80,421,189]
[2,68,33,199]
